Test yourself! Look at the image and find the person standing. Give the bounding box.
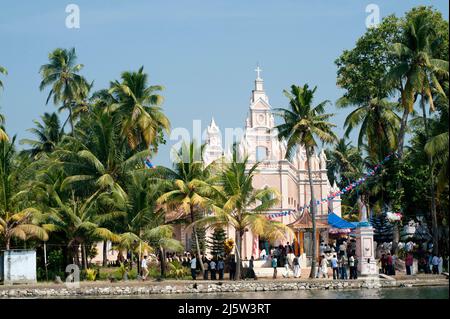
[391,254,397,276]
[190,255,197,280]
[353,255,359,279]
[386,253,393,276]
[260,248,267,260]
[339,254,348,279]
[272,255,278,279]
[432,255,440,274]
[349,255,355,279]
[438,255,443,274]
[203,258,209,280]
[210,258,217,280]
[248,256,256,279]
[405,253,414,275]
[331,255,339,280]
[293,255,300,278]
[229,257,236,280]
[317,255,328,278]
[141,256,149,280]
[381,254,387,274]
[218,257,225,280]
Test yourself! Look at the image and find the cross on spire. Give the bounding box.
[255,65,262,80]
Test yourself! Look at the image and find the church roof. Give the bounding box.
[289,210,328,229]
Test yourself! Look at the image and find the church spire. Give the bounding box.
[251,64,268,103]
[254,64,264,92]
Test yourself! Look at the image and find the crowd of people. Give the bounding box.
[122,239,447,281]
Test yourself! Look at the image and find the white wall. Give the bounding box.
[0,250,37,284]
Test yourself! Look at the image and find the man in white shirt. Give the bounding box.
[260,249,267,260]
[141,256,149,280]
[210,259,217,280]
[190,256,197,280]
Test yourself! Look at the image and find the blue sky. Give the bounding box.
[0,1,448,166]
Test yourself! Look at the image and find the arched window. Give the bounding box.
[256,146,268,161]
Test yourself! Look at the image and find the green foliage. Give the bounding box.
[208,227,226,257]
[85,268,97,281]
[167,260,188,279]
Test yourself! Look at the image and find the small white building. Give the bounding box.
[0,250,37,285]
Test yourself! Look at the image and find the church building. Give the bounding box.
[177,67,341,266]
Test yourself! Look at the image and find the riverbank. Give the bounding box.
[0,274,448,298]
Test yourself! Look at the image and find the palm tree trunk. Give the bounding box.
[102,241,108,267]
[392,224,400,254]
[75,244,80,266]
[190,206,205,273]
[160,247,166,278]
[68,105,75,137]
[420,96,439,255]
[82,244,88,270]
[234,230,243,280]
[5,236,10,250]
[390,107,410,254]
[305,148,317,278]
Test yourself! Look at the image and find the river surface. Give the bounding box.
[83,286,448,299]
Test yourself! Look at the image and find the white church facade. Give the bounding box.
[175,68,341,264]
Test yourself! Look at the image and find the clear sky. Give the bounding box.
[0,1,448,166]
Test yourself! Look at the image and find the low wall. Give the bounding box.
[1,277,447,298]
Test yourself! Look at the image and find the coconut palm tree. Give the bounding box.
[39,48,89,135]
[338,97,400,160]
[144,224,184,278]
[109,67,170,150]
[325,138,363,186]
[425,89,449,193]
[45,188,120,269]
[154,142,217,273]
[386,14,448,157]
[192,149,292,280]
[53,107,149,203]
[274,84,338,278]
[0,137,49,249]
[20,112,63,159]
[386,14,448,254]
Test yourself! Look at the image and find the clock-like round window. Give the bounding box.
[257,113,265,125]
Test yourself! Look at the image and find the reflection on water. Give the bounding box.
[84,286,448,299]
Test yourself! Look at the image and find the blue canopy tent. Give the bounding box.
[328,213,357,235]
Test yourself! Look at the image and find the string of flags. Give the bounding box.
[266,152,398,220]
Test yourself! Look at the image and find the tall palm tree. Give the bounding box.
[425,89,449,193]
[387,14,448,254]
[193,150,292,280]
[20,112,63,159]
[53,107,149,202]
[274,84,337,278]
[0,137,49,250]
[386,14,448,157]
[144,223,184,278]
[154,142,216,273]
[325,138,363,186]
[338,97,400,160]
[109,67,170,150]
[39,48,89,135]
[45,188,119,269]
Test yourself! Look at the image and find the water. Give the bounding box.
[86,286,448,299]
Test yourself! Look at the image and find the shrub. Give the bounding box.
[85,268,97,281]
[167,260,188,279]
